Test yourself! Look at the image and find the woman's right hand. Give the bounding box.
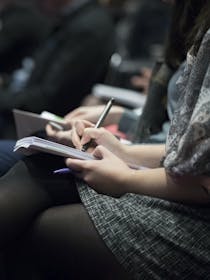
[71,120,127,160]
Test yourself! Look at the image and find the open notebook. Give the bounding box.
[14,136,94,160]
[13,109,65,139]
[14,136,143,170]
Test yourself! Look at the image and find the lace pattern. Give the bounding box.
[164,29,210,176]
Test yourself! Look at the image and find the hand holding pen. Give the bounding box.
[81,98,115,152]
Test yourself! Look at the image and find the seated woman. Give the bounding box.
[0,1,210,279]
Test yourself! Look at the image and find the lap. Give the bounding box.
[1,153,129,279]
[7,203,130,280]
[0,153,80,249]
[1,153,80,204]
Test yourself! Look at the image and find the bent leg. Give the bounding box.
[0,154,80,250]
[0,160,53,250]
[10,204,131,280]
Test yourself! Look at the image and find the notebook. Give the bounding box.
[14,136,94,160]
[14,136,143,169]
[13,109,65,139]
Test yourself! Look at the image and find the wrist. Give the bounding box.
[120,168,139,195]
[116,141,130,162]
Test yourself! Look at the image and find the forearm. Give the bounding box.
[123,168,210,204]
[121,144,165,168]
[103,106,124,126]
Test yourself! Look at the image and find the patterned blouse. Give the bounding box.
[164,28,210,176]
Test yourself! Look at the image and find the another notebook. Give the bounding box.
[13,109,65,139]
[92,84,146,109]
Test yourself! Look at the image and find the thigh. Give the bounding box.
[0,154,80,250]
[22,204,130,280]
[0,159,53,249]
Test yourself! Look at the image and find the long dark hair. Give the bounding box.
[188,1,210,55]
[164,0,209,69]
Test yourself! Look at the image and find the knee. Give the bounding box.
[30,207,62,246]
[28,204,85,251]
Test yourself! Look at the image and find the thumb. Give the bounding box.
[65,158,85,172]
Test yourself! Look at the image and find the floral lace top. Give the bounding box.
[164,29,210,176]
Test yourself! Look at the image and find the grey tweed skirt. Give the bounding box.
[77,180,210,280]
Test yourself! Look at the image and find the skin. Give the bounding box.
[64,105,124,128]
[46,120,210,204]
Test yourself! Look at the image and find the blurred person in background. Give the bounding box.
[81,0,172,105]
[56,0,195,143]
[0,0,51,77]
[126,0,172,60]
[106,0,171,93]
[0,0,115,138]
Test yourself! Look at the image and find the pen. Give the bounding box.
[81,98,115,152]
[49,121,64,131]
[53,167,83,175]
[53,164,148,175]
[53,168,74,174]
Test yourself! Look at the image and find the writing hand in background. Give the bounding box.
[45,123,73,147]
[130,67,152,93]
[64,105,124,127]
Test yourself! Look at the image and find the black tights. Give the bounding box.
[0,154,130,279]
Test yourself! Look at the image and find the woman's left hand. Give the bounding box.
[65,145,132,197]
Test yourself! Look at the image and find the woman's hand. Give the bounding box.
[64,105,124,126]
[66,145,132,197]
[45,119,94,147]
[45,124,73,146]
[71,120,126,159]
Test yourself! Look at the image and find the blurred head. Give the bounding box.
[36,0,72,15]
